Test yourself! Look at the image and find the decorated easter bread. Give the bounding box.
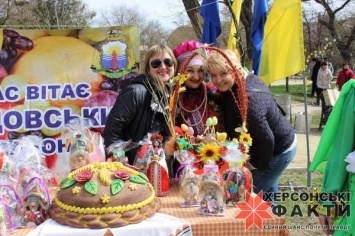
[49,162,161,229]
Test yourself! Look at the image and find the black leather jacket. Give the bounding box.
[103,74,170,164]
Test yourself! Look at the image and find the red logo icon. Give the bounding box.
[235,191,274,230]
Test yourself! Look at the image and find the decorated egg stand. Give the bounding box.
[174,140,200,207]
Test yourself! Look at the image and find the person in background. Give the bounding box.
[336,61,355,91]
[311,57,323,97]
[204,48,297,204]
[103,45,177,165]
[324,57,334,75]
[173,40,225,135]
[308,57,317,77]
[315,61,333,106]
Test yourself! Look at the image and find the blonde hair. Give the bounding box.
[204,49,247,77]
[142,45,178,75]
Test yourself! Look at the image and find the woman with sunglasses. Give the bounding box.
[103,45,177,165]
[204,48,297,205]
[173,40,224,135]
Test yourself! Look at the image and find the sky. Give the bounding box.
[82,0,186,30]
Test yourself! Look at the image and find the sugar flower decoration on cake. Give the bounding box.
[100,194,111,204]
[75,170,94,183]
[128,183,137,191]
[114,170,131,180]
[72,186,81,194]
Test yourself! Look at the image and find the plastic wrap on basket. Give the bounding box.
[221,141,252,206]
[20,176,50,228]
[175,150,200,207]
[63,118,93,171]
[198,162,225,216]
[12,136,54,187]
[0,184,23,232]
[106,139,139,164]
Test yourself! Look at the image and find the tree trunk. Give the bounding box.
[182,0,203,41]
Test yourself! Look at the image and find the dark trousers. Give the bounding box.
[311,80,317,96]
[316,88,326,105]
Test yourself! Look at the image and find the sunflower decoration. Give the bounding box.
[233,126,252,155]
[197,143,222,164]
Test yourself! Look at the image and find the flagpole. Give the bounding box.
[302,70,311,188]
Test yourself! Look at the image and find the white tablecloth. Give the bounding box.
[27,213,193,236]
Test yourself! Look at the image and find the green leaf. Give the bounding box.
[85,180,98,195]
[62,178,77,189]
[60,176,68,185]
[139,172,149,183]
[129,175,146,185]
[111,179,124,195]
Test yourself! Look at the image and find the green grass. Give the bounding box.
[270,83,313,103]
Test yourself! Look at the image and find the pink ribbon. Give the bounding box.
[203,164,219,173]
[0,199,15,230]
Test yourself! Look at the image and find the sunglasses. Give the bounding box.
[150,58,174,69]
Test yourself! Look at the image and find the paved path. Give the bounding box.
[271,77,322,169]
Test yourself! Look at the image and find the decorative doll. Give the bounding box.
[180,172,200,207]
[146,134,169,197]
[22,192,47,227]
[198,163,225,216]
[63,118,93,172]
[66,132,93,171]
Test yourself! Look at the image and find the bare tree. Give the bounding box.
[98,4,169,58]
[312,0,355,64]
[1,0,95,29]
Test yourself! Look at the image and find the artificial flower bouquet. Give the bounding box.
[174,116,253,207]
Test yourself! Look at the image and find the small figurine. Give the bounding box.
[180,173,200,206]
[146,134,169,197]
[22,192,47,227]
[198,164,225,216]
[65,132,93,171]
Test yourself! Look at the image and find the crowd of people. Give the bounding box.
[309,56,355,106]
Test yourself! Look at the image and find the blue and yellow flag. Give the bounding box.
[227,0,242,50]
[251,0,268,75]
[259,0,305,85]
[200,0,221,46]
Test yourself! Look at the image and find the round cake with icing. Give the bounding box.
[49,162,161,229]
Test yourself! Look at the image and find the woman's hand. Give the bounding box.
[318,214,334,235]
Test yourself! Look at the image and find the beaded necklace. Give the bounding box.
[178,84,208,127]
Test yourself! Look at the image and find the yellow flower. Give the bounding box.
[197,143,221,164]
[174,73,189,85]
[101,194,111,204]
[128,183,137,191]
[239,132,252,145]
[72,186,81,194]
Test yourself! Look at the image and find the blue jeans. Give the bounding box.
[251,143,297,204]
